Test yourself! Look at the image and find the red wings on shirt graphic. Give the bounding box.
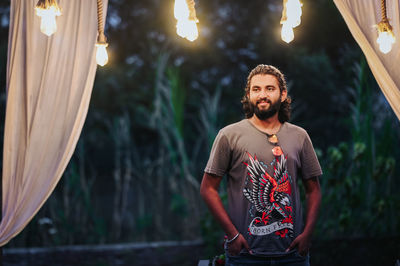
[243,152,292,219]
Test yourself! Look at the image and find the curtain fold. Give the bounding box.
[334,0,400,120]
[0,0,108,246]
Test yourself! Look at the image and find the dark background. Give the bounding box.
[0,0,399,265]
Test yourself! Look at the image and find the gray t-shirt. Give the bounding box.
[205,119,322,257]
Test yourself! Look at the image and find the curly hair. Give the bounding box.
[241,64,291,123]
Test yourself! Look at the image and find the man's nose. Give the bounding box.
[259,89,269,98]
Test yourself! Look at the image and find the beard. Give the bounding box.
[251,98,281,120]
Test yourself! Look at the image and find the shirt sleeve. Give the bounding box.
[300,133,323,180]
[204,130,231,177]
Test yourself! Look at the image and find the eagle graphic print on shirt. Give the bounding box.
[243,150,294,238]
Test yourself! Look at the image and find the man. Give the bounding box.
[200,64,322,265]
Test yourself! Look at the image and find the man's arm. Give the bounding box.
[200,172,251,255]
[286,176,321,256]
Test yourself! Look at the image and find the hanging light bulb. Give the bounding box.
[177,20,199,41]
[174,0,190,20]
[35,0,61,36]
[376,0,395,54]
[285,0,302,28]
[280,0,302,43]
[174,0,199,42]
[377,30,395,54]
[96,0,109,66]
[281,22,294,43]
[96,41,109,66]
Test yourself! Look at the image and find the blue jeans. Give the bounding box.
[225,252,310,266]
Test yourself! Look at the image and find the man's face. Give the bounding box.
[248,74,287,120]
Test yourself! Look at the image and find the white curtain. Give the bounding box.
[334,0,400,120]
[0,0,107,246]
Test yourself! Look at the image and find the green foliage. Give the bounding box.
[198,86,222,151]
[167,67,186,137]
[286,50,354,147]
[200,186,227,258]
[200,211,225,258]
[170,193,188,218]
[317,59,400,239]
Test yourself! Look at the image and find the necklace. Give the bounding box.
[265,124,281,144]
[248,118,281,143]
[266,133,278,144]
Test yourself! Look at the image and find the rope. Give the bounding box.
[97,0,104,35]
[35,0,61,12]
[380,0,387,21]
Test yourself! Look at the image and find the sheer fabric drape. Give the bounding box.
[0,0,107,246]
[334,0,400,120]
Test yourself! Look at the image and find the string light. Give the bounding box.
[280,0,302,43]
[96,0,109,66]
[35,0,61,36]
[174,0,199,42]
[281,22,294,43]
[96,40,108,67]
[376,0,395,54]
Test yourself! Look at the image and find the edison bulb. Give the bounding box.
[176,20,198,41]
[96,43,108,66]
[174,0,189,20]
[286,0,302,28]
[185,20,199,42]
[281,22,294,43]
[35,6,61,36]
[377,31,395,54]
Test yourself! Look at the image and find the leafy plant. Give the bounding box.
[316,58,400,239]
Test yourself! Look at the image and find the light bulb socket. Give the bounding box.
[377,19,393,33]
[35,0,61,11]
[97,32,108,45]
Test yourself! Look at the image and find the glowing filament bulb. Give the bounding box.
[176,20,198,41]
[280,0,302,43]
[96,43,108,66]
[35,2,61,36]
[281,22,294,43]
[184,20,199,42]
[174,0,189,20]
[376,19,396,54]
[285,0,302,28]
[377,30,395,54]
[174,0,199,41]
